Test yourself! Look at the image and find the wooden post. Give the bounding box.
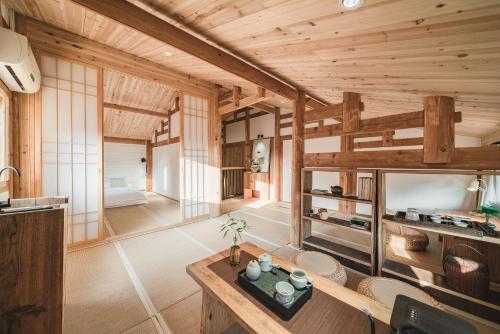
[146,140,152,192]
[339,135,356,214]
[339,92,359,214]
[208,87,222,217]
[291,91,305,247]
[342,92,361,133]
[272,108,282,202]
[423,96,455,163]
[244,109,251,164]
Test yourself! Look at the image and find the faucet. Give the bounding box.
[0,166,21,210]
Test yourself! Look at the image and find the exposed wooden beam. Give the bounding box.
[343,92,361,133]
[304,103,342,123]
[291,91,306,247]
[24,17,211,96]
[304,147,500,170]
[104,102,169,118]
[354,131,395,139]
[104,136,147,145]
[482,128,500,146]
[219,91,274,115]
[354,137,424,149]
[71,0,298,100]
[253,102,277,114]
[232,85,241,108]
[423,96,455,163]
[151,136,180,147]
[280,113,293,120]
[223,111,268,125]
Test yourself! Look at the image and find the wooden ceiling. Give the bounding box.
[103,70,176,140]
[7,0,500,138]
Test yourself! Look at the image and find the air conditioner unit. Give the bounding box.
[0,27,41,93]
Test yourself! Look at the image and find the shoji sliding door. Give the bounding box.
[40,54,102,245]
[181,94,209,220]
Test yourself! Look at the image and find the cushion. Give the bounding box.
[358,277,442,310]
[292,251,347,286]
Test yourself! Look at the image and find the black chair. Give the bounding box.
[389,295,477,334]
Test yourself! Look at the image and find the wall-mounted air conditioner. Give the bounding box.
[0,27,41,93]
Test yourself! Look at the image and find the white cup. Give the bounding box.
[290,268,311,289]
[275,281,294,305]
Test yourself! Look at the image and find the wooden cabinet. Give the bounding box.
[243,172,269,200]
[0,208,65,334]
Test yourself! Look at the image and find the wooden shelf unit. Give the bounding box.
[377,169,500,323]
[301,167,378,275]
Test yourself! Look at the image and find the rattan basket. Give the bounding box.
[442,243,489,298]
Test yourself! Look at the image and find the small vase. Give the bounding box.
[229,244,241,266]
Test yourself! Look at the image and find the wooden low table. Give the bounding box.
[187,242,392,333]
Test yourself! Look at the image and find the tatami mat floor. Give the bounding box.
[64,202,498,334]
[105,193,181,237]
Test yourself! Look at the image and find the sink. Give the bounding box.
[0,205,56,214]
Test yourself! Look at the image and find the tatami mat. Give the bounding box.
[63,244,149,334]
[122,319,158,334]
[160,292,202,334]
[119,228,211,312]
[105,193,180,236]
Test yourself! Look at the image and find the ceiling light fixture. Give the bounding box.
[164,51,172,56]
[339,0,365,10]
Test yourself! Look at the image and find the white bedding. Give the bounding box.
[105,187,148,208]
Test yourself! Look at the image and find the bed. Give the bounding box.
[104,178,148,208]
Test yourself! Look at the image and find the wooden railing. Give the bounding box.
[222,167,245,199]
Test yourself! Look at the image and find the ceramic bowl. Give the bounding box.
[290,268,310,289]
[430,216,442,224]
[453,221,468,228]
[275,281,294,305]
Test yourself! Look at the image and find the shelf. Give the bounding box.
[382,259,500,322]
[303,192,372,204]
[303,214,371,235]
[383,217,500,245]
[303,236,371,265]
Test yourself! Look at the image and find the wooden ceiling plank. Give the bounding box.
[104,102,169,118]
[70,0,298,100]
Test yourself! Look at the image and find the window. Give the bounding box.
[0,91,8,182]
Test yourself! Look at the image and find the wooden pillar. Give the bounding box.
[244,109,251,164]
[208,87,222,217]
[291,91,305,247]
[339,135,356,214]
[272,108,282,202]
[423,96,455,163]
[146,140,152,192]
[339,92,360,214]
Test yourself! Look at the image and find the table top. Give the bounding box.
[187,242,392,334]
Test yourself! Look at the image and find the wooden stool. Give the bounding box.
[386,226,429,251]
[357,277,442,310]
[292,251,347,286]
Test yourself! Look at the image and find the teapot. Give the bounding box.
[258,253,277,272]
[245,260,261,281]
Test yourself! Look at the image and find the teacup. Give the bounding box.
[258,253,278,272]
[430,216,442,224]
[290,268,311,289]
[275,281,294,305]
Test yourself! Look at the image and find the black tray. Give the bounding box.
[237,267,313,321]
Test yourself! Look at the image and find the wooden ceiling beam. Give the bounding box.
[104,136,147,145]
[304,147,500,170]
[70,0,298,100]
[23,17,212,96]
[219,89,274,115]
[104,102,169,118]
[482,129,500,146]
[354,137,424,149]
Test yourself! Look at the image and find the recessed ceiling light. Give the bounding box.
[164,51,172,56]
[339,0,365,10]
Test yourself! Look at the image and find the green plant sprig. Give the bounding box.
[219,214,249,245]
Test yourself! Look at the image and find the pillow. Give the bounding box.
[109,177,127,188]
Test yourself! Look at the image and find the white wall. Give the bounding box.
[225,112,276,144]
[153,143,180,200]
[104,143,146,190]
[225,121,246,143]
[281,130,481,213]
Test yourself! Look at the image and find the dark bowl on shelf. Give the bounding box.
[330,185,343,196]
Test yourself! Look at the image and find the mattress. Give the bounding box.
[104,187,148,208]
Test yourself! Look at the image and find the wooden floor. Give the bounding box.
[105,193,181,237]
[65,203,499,334]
